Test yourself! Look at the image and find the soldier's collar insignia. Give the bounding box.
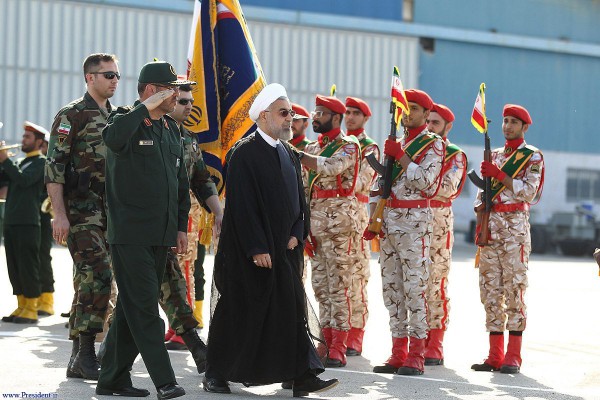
[144,118,152,127]
[504,146,513,155]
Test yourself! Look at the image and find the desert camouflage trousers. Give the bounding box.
[478,211,530,332]
[159,194,202,335]
[427,206,453,330]
[66,225,112,339]
[349,202,370,330]
[380,207,433,339]
[310,231,359,331]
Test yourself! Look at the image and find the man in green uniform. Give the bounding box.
[0,121,47,324]
[96,61,191,400]
[38,132,56,317]
[46,53,119,380]
[159,83,222,374]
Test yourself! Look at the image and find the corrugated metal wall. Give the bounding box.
[0,0,418,146]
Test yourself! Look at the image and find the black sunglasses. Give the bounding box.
[90,71,120,80]
[177,99,194,106]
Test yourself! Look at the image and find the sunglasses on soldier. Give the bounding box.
[177,99,194,106]
[90,71,120,80]
[264,109,296,118]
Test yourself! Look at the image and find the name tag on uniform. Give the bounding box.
[139,140,153,146]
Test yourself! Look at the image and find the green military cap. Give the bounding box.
[138,60,196,86]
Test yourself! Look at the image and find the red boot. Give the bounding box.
[326,329,348,367]
[346,327,364,356]
[471,332,505,371]
[373,337,408,373]
[316,327,332,360]
[165,333,187,350]
[424,329,445,365]
[501,332,522,373]
[397,337,426,375]
[164,327,176,342]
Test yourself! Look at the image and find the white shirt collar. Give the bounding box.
[257,127,280,148]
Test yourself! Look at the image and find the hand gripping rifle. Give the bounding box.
[467,125,492,246]
[365,101,399,234]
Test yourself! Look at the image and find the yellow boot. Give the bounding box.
[38,292,55,316]
[14,297,38,324]
[193,300,204,329]
[1,295,25,322]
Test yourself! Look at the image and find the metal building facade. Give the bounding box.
[0,0,418,146]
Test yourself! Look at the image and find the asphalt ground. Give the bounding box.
[1,238,599,400]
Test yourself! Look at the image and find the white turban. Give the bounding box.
[249,83,288,122]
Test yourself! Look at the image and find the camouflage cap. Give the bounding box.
[138,61,196,86]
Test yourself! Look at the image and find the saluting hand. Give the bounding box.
[252,253,272,269]
[142,89,175,111]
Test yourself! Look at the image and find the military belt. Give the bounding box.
[492,203,529,213]
[386,198,430,209]
[430,200,451,208]
[356,193,369,203]
[311,188,354,199]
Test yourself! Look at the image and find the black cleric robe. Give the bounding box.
[206,131,323,384]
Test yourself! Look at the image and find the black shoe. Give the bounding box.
[13,315,37,324]
[164,340,188,351]
[242,382,264,387]
[281,380,293,390]
[66,338,83,378]
[38,310,52,316]
[471,362,500,372]
[61,312,70,318]
[2,315,16,322]
[293,376,339,398]
[203,377,231,394]
[372,363,398,374]
[500,364,520,374]
[325,358,346,368]
[180,328,207,374]
[425,358,444,366]
[157,383,185,399]
[346,348,361,356]
[396,366,423,375]
[96,386,150,397]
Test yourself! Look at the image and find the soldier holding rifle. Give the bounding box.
[364,88,445,376]
[470,104,544,374]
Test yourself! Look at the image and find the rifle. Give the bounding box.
[366,101,399,234]
[467,129,492,246]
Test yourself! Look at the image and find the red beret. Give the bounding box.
[432,103,455,123]
[291,103,310,119]
[405,89,434,111]
[345,97,371,117]
[315,95,346,114]
[503,104,532,125]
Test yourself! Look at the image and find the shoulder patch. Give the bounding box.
[531,164,541,173]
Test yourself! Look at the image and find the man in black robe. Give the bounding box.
[203,83,339,397]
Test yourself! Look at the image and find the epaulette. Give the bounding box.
[53,97,85,119]
[524,144,541,153]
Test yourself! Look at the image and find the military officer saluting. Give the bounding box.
[344,96,380,357]
[471,104,544,374]
[300,95,361,368]
[424,103,467,366]
[96,61,191,400]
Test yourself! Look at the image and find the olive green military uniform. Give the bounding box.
[45,92,113,339]
[98,101,190,389]
[1,152,45,299]
[160,125,217,335]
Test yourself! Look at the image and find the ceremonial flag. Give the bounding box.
[391,66,409,124]
[186,0,266,192]
[471,83,488,134]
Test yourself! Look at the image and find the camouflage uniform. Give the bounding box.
[303,133,360,333]
[159,126,217,335]
[348,131,379,351]
[476,142,544,332]
[427,141,467,330]
[45,92,113,339]
[380,130,444,340]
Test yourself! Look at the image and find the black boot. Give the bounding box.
[181,329,207,374]
[66,337,83,378]
[71,334,100,380]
